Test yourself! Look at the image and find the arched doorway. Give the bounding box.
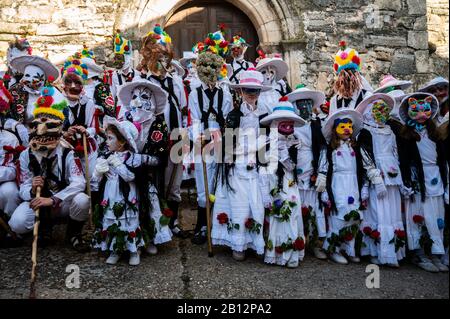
[165,1,260,62]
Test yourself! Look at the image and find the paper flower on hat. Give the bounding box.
[198,29,229,58]
[333,41,361,73]
[8,37,32,56]
[231,35,250,48]
[63,54,89,80]
[145,24,172,47]
[219,64,228,81]
[0,80,13,114]
[114,31,132,55]
[81,46,96,61]
[33,81,68,120]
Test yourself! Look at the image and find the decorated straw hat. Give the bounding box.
[286,84,326,110]
[229,68,272,91]
[197,26,229,58]
[144,24,172,47]
[374,75,412,94]
[33,81,69,120]
[10,55,59,81]
[114,31,132,55]
[418,77,449,93]
[118,80,168,114]
[255,57,288,81]
[103,115,139,152]
[180,51,198,68]
[355,93,395,116]
[398,92,440,124]
[230,35,251,48]
[62,53,89,80]
[260,96,306,126]
[80,46,103,79]
[0,80,13,114]
[171,60,186,78]
[322,108,363,142]
[333,41,361,73]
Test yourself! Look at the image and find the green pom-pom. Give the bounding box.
[296,84,306,89]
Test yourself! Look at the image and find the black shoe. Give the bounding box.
[66,219,91,253]
[170,225,190,239]
[191,229,207,245]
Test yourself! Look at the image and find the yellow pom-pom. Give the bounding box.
[209,194,216,203]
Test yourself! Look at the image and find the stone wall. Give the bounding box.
[0,0,448,94]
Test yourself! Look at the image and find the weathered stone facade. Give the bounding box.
[1,0,448,94]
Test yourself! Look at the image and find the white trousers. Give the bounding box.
[9,193,90,235]
[0,181,21,216]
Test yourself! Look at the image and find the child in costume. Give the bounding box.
[356,93,406,267]
[286,84,328,260]
[321,108,365,264]
[419,77,448,126]
[260,97,306,268]
[211,68,270,261]
[397,92,448,273]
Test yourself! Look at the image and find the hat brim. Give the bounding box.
[81,58,103,78]
[355,93,395,116]
[322,109,363,142]
[374,80,412,93]
[171,60,186,77]
[103,115,138,152]
[419,78,449,93]
[10,55,60,81]
[180,56,197,68]
[398,92,440,124]
[118,80,168,115]
[260,110,306,127]
[256,59,288,81]
[286,89,326,110]
[229,83,272,92]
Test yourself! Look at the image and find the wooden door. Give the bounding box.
[165,1,259,62]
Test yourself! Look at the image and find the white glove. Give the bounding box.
[400,184,414,197]
[367,168,383,185]
[321,191,329,205]
[315,173,327,193]
[95,158,109,176]
[375,182,387,199]
[108,153,123,168]
[361,185,369,201]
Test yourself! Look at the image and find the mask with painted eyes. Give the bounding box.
[278,120,294,136]
[260,66,277,86]
[21,65,45,92]
[29,114,63,153]
[371,100,391,124]
[63,73,84,101]
[334,118,353,139]
[295,99,313,121]
[129,87,156,122]
[408,96,433,124]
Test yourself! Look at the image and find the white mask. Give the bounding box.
[129,87,156,122]
[187,61,197,77]
[260,65,277,86]
[21,65,45,92]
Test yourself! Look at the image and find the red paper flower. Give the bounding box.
[275,246,284,254]
[293,238,305,251]
[343,233,354,242]
[413,215,424,224]
[151,130,163,143]
[217,212,229,225]
[352,55,360,65]
[47,75,55,83]
[219,41,228,48]
[395,229,406,239]
[129,231,136,238]
[301,206,309,217]
[163,208,174,218]
[363,226,373,236]
[37,95,53,108]
[3,74,11,81]
[245,218,255,230]
[333,63,339,72]
[339,40,347,48]
[370,230,380,240]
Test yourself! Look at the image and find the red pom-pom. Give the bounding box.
[48,75,55,83]
[333,63,339,72]
[219,41,228,48]
[247,67,257,71]
[352,55,360,65]
[339,40,347,48]
[124,45,129,51]
[279,96,289,102]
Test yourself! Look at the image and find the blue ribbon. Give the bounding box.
[273,106,295,112]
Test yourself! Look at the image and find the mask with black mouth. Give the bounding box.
[129,86,157,122]
[260,66,277,86]
[21,65,45,92]
[295,99,313,121]
[29,113,63,153]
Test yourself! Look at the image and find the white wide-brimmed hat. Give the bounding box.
[229,68,272,92]
[374,75,412,94]
[118,80,168,115]
[398,92,439,125]
[81,57,103,79]
[419,77,449,93]
[322,108,363,142]
[171,60,186,78]
[355,93,395,116]
[286,84,326,110]
[180,51,198,68]
[10,55,59,80]
[103,115,139,152]
[255,57,288,81]
[260,97,306,126]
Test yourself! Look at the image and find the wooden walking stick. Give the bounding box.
[82,133,93,230]
[29,186,41,299]
[201,137,213,257]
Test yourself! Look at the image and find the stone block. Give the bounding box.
[390,53,416,75]
[408,31,428,50]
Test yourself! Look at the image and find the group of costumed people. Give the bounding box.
[0,28,448,272]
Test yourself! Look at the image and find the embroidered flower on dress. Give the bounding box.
[431,178,439,186]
